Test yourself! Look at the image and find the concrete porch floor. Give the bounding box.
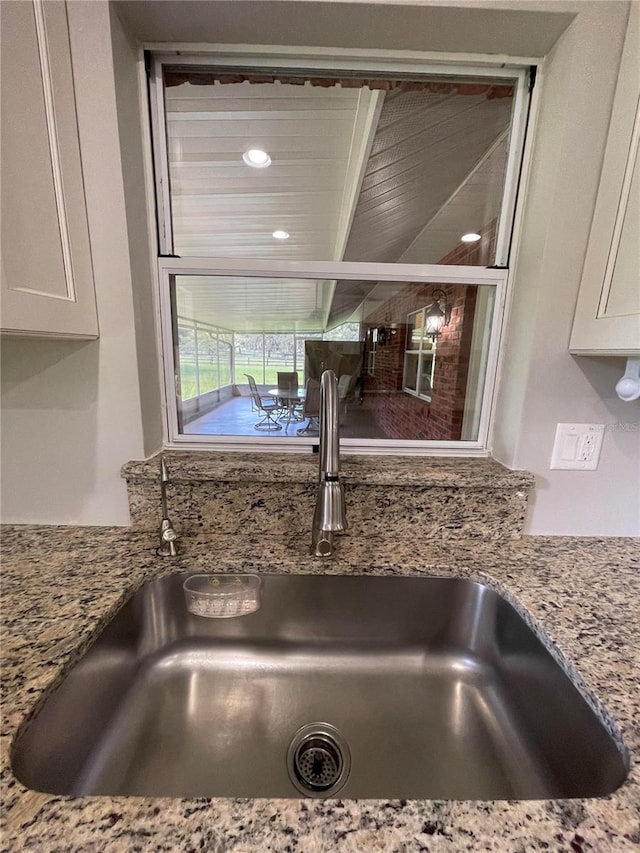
[182,394,385,439]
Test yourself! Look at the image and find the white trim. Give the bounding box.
[0,327,98,340]
[494,66,531,266]
[461,286,494,441]
[159,256,505,284]
[138,47,173,440]
[148,44,542,69]
[472,280,504,450]
[158,261,181,439]
[26,0,76,302]
[598,94,640,318]
[150,55,174,255]
[403,307,435,402]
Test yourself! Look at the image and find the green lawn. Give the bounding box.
[179,363,220,399]
[179,358,298,399]
[236,359,297,387]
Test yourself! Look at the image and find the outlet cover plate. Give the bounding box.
[550,423,605,470]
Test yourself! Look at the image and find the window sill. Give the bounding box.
[402,388,432,403]
[121,450,534,491]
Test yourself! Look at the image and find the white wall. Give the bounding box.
[0,2,146,525]
[492,1,640,536]
[109,5,164,458]
[114,0,575,57]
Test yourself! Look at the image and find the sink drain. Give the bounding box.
[287,723,350,797]
[296,737,341,788]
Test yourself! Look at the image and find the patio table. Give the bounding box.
[268,387,306,428]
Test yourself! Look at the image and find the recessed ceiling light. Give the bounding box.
[461,232,482,243]
[242,148,271,168]
[272,230,290,240]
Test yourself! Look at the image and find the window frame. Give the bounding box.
[148,48,531,455]
[158,259,507,454]
[150,51,530,266]
[403,308,437,403]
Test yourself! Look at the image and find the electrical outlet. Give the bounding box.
[550,423,605,470]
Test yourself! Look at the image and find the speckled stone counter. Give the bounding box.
[1,526,639,852]
[122,452,535,540]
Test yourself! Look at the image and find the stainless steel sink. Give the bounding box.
[12,574,627,800]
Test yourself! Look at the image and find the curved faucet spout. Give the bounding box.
[311,370,347,557]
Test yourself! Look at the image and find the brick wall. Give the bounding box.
[361,220,495,440]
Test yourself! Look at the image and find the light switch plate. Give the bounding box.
[550,423,605,470]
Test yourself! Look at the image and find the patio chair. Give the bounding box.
[296,378,320,435]
[276,371,299,401]
[276,370,302,421]
[245,374,282,431]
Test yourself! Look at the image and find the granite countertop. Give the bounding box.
[122,451,536,490]
[1,525,639,852]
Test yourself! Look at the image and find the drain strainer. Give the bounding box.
[296,737,340,788]
[287,723,351,797]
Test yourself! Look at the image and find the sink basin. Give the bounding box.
[12,574,627,800]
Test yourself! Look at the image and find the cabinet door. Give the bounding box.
[570,4,640,356]
[1,0,98,338]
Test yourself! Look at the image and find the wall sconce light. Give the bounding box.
[424,290,452,340]
[377,325,397,346]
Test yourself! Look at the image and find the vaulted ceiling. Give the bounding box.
[167,76,514,332]
[342,88,512,264]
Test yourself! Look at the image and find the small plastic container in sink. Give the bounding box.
[183,574,262,618]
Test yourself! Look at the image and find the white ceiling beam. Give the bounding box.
[333,88,384,263]
[322,88,383,330]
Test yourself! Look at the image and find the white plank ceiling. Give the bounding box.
[167,79,513,332]
[175,275,331,333]
[167,80,376,260]
[342,89,513,263]
[400,133,509,264]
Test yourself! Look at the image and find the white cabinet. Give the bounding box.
[570,4,639,357]
[1,0,98,338]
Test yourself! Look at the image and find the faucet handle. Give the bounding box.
[162,525,177,543]
[312,532,335,558]
[158,517,178,557]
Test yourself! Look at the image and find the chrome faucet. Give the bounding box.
[157,456,178,557]
[311,370,347,557]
